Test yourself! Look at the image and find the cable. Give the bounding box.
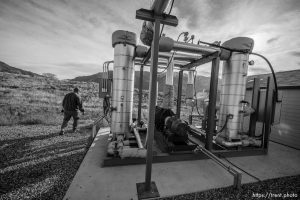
[216,114,232,134]
[189,138,262,182]
[218,154,262,182]
[269,139,300,151]
[250,52,280,102]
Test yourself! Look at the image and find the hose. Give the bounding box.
[250,52,280,102]
[216,114,232,134]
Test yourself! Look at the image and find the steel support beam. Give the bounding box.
[136,9,178,26]
[138,65,144,126]
[144,18,160,194]
[263,77,274,151]
[205,56,220,151]
[182,52,218,70]
[249,78,260,137]
[176,70,183,118]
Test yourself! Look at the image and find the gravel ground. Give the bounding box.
[155,175,300,200]
[0,124,92,200]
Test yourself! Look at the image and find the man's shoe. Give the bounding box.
[59,130,65,135]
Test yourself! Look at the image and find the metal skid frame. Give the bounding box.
[99,1,277,198]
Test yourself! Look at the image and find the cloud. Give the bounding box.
[267,36,280,44]
[0,0,300,79]
[248,66,270,75]
[59,62,102,71]
[289,51,300,57]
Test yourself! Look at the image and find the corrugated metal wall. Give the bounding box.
[244,87,300,149]
[271,88,300,149]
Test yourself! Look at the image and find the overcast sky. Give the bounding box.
[0,0,300,79]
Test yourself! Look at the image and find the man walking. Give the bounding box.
[60,87,84,135]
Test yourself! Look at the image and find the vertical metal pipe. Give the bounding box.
[138,65,144,125]
[165,56,174,85]
[145,18,160,191]
[176,70,183,118]
[263,77,274,151]
[162,56,174,109]
[206,57,220,151]
[186,71,194,99]
[249,78,260,137]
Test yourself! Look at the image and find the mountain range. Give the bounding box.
[0,61,41,77]
[71,71,212,94]
[1,61,300,92]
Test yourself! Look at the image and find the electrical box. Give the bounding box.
[272,91,283,125]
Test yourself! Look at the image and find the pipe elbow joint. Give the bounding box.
[159,37,174,52]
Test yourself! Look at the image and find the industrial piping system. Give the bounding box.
[98,0,279,197]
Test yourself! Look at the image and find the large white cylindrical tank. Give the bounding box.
[111,30,136,139]
[218,52,249,140]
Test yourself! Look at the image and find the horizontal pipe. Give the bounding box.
[159,52,201,62]
[215,136,243,147]
[173,41,220,55]
[196,145,242,189]
[135,58,189,67]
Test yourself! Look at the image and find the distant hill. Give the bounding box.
[0,61,41,77]
[72,71,212,94]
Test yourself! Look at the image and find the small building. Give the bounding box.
[246,70,300,150]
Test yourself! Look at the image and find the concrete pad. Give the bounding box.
[63,128,300,200]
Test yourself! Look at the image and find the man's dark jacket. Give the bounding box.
[62,92,84,112]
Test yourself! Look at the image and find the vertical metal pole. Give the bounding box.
[138,65,144,125]
[145,18,160,191]
[176,70,183,118]
[263,77,274,151]
[249,78,260,137]
[206,56,220,151]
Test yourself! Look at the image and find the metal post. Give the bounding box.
[138,65,144,125]
[249,78,260,137]
[145,18,160,191]
[206,56,220,151]
[263,77,274,151]
[176,70,183,118]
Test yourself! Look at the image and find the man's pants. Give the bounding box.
[61,110,79,131]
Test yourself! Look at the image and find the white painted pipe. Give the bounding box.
[186,71,194,99]
[166,56,174,85]
[159,37,220,55]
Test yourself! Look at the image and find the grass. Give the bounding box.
[0,124,95,200]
